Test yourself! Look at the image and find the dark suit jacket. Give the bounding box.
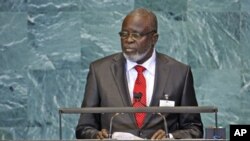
[75,52,203,139]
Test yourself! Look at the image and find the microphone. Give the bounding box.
[109,113,124,139]
[134,92,142,102]
[133,92,146,107]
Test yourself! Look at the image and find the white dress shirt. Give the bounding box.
[125,49,156,106]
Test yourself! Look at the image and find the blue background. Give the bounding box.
[0,0,249,140]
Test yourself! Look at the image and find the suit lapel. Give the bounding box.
[110,54,138,127]
[143,52,171,127]
[150,53,170,106]
[110,54,131,107]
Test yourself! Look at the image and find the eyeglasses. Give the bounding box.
[118,30,156,40]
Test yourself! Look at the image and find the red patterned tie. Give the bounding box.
[133,65,146,128]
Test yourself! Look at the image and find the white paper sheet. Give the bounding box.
[112,132,144,140]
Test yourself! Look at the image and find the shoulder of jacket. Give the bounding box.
[157,52,189,68]
[90,52,123,66]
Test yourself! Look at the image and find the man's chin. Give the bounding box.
[123,53,142,62]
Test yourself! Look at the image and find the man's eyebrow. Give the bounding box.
[121,29,142,33]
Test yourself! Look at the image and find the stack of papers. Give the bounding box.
[112,132,144,140]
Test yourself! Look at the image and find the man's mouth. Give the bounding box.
[124,48,136,53]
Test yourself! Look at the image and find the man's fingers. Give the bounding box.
[101,129,109,138]
[151,129,166,139]
[96,129,109,139]
[96,132,104,139]
[155,132,165,139]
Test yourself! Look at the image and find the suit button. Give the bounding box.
[139,131,143,136]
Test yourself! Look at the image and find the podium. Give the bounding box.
[58,106,220,140]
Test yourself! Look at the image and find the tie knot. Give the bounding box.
[134,65,146,73]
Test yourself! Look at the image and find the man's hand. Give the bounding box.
[96,129,109,139]
[151,129,167,140]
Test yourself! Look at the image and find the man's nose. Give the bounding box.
[126,34,135,43]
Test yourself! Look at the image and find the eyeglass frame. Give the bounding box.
[118,30,156,40]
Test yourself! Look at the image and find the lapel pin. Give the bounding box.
[164,94,169,100]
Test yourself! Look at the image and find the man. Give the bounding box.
[76,8,203,139]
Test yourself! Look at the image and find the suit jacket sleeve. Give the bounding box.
[171,66,203,139]
[75,63,100,139]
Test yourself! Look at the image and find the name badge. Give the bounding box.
[160,100,175,107]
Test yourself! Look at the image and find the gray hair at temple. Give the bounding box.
[125,8,158,33]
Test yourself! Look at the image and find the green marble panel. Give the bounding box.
[0,0,27,12]
[80,0,134,12]
[27,0,80,12]
[241,0,250,12]
[0,71,28,127]
[27,11,82,70]
[135,0,187,21]
[186,11,241,69]
[156,11,187,64]
[27,69,85,139]
[0,128,13,140]
[188,0,240,12]
[80,8,133,67]
[135,0,187,13]
[240,70,250,124]
[193,68,241,139]
[0,0,249,140]
[0,12,27,45]
[240,12,250,70]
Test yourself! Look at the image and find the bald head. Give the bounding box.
[122,8,158,32]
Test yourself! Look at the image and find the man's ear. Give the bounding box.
[152,33,159,46]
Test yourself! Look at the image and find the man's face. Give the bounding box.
[120,14,158,64]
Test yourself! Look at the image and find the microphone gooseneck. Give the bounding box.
[109,113,123,139]
[157,113,169,138]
